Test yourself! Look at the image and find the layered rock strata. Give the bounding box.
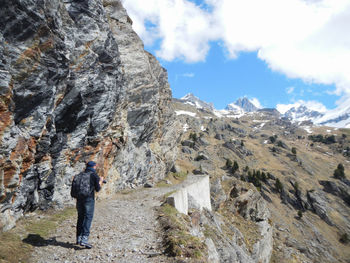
[0,0,179,230]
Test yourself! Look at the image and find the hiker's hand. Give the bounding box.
[99,177,104,186]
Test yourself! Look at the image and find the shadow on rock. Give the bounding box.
[22,234,83,250]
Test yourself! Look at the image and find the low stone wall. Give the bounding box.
[166,175,211,215]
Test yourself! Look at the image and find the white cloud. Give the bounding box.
[122,0,350,97]
[286,86,295,94]
[121,0,216,62]
[276,100,328,114]
[175,72,195,80]
[250,98,263,109]
[182,73,195,78]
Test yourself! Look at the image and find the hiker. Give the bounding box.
[71,161,104,248]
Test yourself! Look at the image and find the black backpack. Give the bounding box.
[71,171,93,198]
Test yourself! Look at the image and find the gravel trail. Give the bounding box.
[30,187,176,263]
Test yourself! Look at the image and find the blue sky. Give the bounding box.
[155,43,338,110]
[122,0,350,112]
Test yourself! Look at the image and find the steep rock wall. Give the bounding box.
[0,0,180,230]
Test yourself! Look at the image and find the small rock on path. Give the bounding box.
[30,187,176,263]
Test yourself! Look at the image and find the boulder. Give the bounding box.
[234,189,270,222]
[182,147,192,154]
[307,190,334,226]
[182,140,194,147]
[215,133,223,140]
[210,178,227,210]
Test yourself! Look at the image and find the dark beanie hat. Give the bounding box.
[87,161,96,167]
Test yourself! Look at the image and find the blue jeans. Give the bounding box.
[76,196,95,243]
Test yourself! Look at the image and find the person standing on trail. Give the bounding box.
[71,161,104,249]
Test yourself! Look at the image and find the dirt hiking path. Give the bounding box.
[30,186,177,263]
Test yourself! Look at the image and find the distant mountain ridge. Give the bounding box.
[180,94,259,114]
[177,93,350,128]
[284,105,324,122]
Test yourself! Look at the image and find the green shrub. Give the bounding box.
[277,140,284,147]
[325,135,336,144]
[344,146,350,157]
[189,132,198,142]
[294,182,299,191]
[232,161,239,173]
[339,233,349,244]
[247,170,262,188]
[308,134,336,144]
[225,158,233,168]
[269,136,276,143]
[275,178,283,193]
[297,210,303,219]
[334,163,345,179]
[291,147,297,155]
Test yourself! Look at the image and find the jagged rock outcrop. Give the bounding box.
[0,0,179,230]
[201,184,273,263]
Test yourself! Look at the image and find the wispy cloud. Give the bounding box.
[286,86,295,94]
[182,73,195,78]
[250,97,263,109]
[122,0,350,99]
[175,72,195,81]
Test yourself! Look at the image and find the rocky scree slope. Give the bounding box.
[173,99,350,263]
[0,0,180,231]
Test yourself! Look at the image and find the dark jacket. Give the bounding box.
[84,166,101,198]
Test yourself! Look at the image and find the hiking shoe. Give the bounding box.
[76,236,82,245]
[80,241,93,249]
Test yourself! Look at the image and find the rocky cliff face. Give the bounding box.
[0,0,179,230]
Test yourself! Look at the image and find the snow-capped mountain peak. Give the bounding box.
[314,98,350,128]
[226,97,259,113]
[180,93,214,111]
[225,103,244,113]
[284,105,324,122]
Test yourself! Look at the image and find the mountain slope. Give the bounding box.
[172,97,350,263]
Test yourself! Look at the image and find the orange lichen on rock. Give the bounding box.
[3,162,18,188]
[99,139,115,177]
[0,81,13,139]
[16,38,54,64]
[20,137,37,175]
[3,137,37,188]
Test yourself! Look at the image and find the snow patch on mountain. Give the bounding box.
[175,110,197,117]
[180,93,214,111]
[213,109,245,118]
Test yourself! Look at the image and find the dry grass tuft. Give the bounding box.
[157,204,207,262]
[0,207,75,263]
